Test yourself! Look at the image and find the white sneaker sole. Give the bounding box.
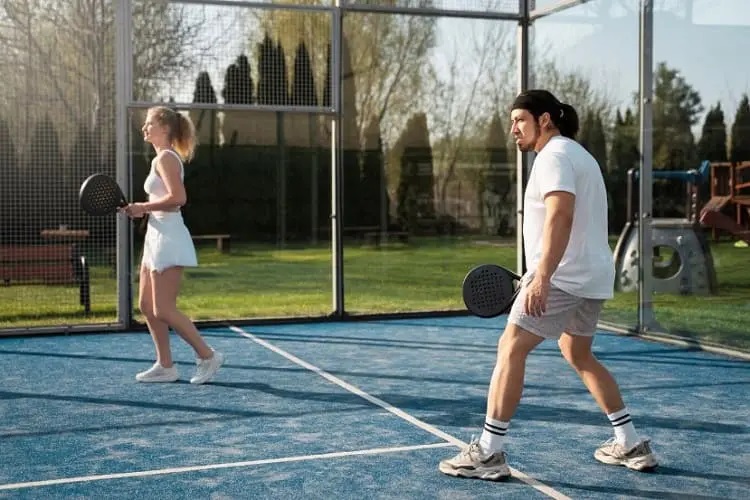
[594,450,659,471]
[438,463,511,481]
[135,374,179,383]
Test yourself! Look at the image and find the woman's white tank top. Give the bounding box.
[144,149,184,202]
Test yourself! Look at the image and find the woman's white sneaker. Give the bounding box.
[135,363,179,383]
[190,350,225,384]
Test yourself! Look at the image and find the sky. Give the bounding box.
[531,0,750,122]
[162,0,750,135]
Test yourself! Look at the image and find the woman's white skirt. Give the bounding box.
[141,211,198,273]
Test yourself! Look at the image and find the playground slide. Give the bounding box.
[700,208,750,245]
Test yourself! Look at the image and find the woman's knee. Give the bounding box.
[139,298,154,319]
[152,303,177,323]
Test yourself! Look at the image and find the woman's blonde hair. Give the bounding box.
[147,106,197,162]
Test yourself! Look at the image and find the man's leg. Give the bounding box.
[559,300,658,471]
[438,322,544,481]
[480,324,545,451]
[558,333,628,420]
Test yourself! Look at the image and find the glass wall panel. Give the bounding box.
[347,0,521,14]
[341,13,519,314]
[531,1,640,331]
[131,2,331,108]
[0,0,118,329]
[126,2,334,323]
[128,108,332,322]
[652,0,750,351]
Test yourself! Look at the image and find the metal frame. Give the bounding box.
[516,0,530,276]
[116,0,134,329]
[331,1,345,317]
[337,0,524,21]
[2,0,656,336]
[638,0,656,332]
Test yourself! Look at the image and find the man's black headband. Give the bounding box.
[511,90,564,118]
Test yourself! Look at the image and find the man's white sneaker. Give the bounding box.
[438,438,511,481]
[135,363,179,383]
[190,350,225,384]
[594,438,659,471]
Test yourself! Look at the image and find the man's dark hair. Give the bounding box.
[511,89,579,140]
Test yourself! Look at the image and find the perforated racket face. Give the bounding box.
[462,264,520,318]
[79,174,127,216]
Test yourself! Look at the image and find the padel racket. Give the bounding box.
[462,264,522,318]
[79,173,128,216]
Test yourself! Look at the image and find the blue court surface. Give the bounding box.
[1,317,748,499]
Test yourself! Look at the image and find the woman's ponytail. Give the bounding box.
[173,112,197,162]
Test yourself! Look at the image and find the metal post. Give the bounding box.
[638,0,657,331]
[331,4,344,316]
[115,0,133,328]
[516,0,531,276]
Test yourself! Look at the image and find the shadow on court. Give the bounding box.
[0,317,748,499]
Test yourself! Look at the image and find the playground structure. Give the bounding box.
[614,160,750,296]
[614,161,717,295]
[700,161,750,245]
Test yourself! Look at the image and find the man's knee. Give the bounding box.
[558,334,595,369]
[498,323,543,362]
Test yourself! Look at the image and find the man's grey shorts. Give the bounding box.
[507,279,605,340]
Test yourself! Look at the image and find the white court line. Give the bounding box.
[231,326,571,500]
[0,443,452,491]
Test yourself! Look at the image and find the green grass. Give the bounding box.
[1,237,748,351]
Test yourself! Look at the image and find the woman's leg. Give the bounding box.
[139,266,174,367]
[150,266,213,360]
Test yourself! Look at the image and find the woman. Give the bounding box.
[123,106,224,385]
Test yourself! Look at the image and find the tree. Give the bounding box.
[190,71,219,146]
[291,42,317,107]
[394,113,436,232]
[608,108,639,232]
[638,62,704,217]
[257,37,290,106]
[0,116,20,240]
[579,111,608,169]
[287,42,322,240]
[252,5,437,148]
[698,103,728,162]
[222,54,254,105]
[482,112,512,235]
[533,56,616,126]
[322,43,331,109]
[652,62,703,170]
[730,94,750,163]
[426,22,509,216]
[360,119,389,231]
[345,14,436,149]
[183,70,222,234]
[27,115,63,234]
[0,1,209,137]
[610,108,640,173]
[221,54,257,146]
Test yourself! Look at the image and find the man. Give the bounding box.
[438,90,658,482]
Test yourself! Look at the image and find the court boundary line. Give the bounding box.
[231,326,571,500]
[0,443,452,491]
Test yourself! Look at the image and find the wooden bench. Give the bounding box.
[364,231,410,247]
[0,244,91,314]
[192,234,231,253]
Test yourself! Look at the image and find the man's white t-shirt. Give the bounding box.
[523,135,615,299]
